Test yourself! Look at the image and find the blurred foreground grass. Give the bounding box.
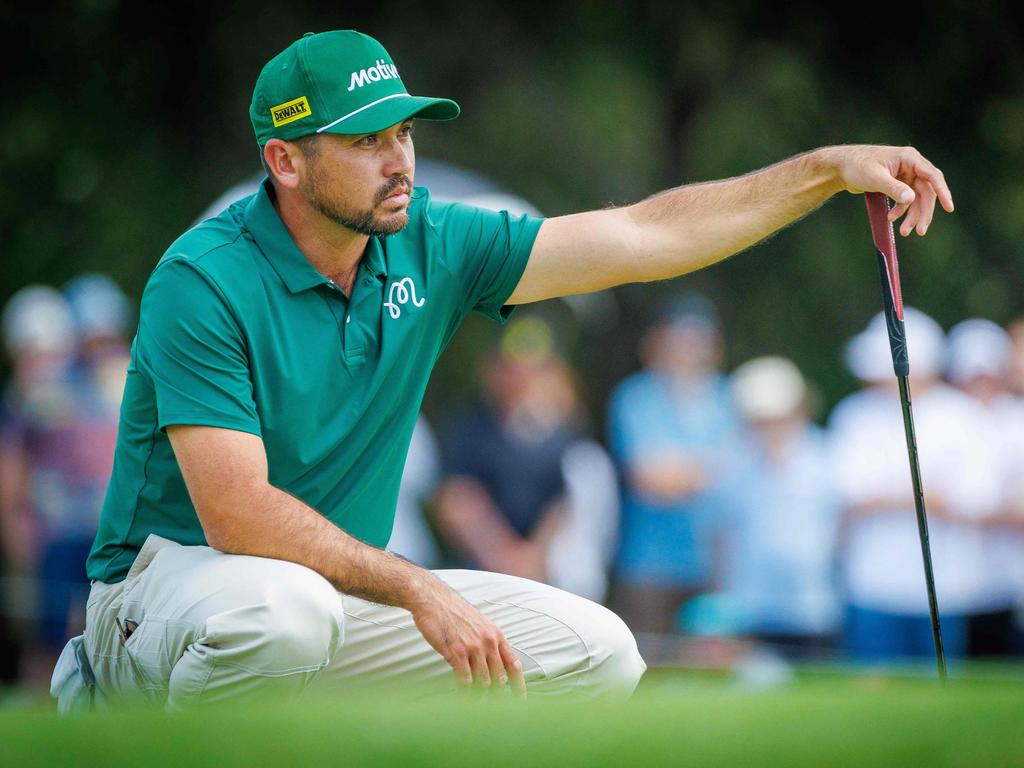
[2,668,1022,767]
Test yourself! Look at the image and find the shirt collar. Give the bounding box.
[362,237,388,281]
[243,179,389,294]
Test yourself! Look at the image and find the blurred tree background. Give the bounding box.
[3,0,1022,428]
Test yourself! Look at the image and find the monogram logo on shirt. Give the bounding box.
[384,277,425,319]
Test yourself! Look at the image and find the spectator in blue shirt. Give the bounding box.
[608,295,739,634]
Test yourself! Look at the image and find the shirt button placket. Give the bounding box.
[325,280,352,354]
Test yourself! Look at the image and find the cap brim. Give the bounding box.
[318,94,460,136]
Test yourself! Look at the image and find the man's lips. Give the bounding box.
[382,190,410,204]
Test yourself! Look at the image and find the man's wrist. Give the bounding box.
[806,146,848,198]
[398,565,444,613]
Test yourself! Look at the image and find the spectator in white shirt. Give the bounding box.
[946,319,1024,655]
[719,357,841,654]
[828,309,1001,663]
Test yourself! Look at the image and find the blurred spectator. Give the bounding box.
[0,286,82,688]
[607,295,739,634]
[947,319,1024,655]
[1006,316,1024,397]
[716,357,841,653]
[828,308,1002,663]
[61,276,131,525]
[435,315,617,602]
[63,274,132,404]
[0,278,130,690]
[547,437,619,603]
[387,415,443,569]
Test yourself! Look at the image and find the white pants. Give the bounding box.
[82,535,645,710]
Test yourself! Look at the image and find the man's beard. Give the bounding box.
[304,172,412,237]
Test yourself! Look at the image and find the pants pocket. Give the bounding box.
[119,617,174,703]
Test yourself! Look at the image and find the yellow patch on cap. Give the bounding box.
[270,96,312,127]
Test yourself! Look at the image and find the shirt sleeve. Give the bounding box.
[428,199,544,323]
[134,257,261,435]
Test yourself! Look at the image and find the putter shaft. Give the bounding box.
[896,374,948,680]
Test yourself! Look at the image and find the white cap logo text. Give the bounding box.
[348,60,401,91]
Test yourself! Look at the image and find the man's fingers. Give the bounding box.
[499,640,527,699]
[485,644,507,690]
[909,153,954,212]
[887,177,916,208]
[881,148,954,230]
[468,650,491,688]
[449,652,473,688]
[909,177,937,236]
[456,667,474,689]
[885,171,914,221]
[887,199,911,223]
[899,196,920,237]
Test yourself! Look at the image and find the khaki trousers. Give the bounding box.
[83,535,645,710]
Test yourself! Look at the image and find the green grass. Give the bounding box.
[3,670,1023,767]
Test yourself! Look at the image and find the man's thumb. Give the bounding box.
[890,181,915,205]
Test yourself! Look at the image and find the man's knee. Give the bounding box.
[166,564,345,709]
[583,606,647,697]
[245,567,345,670]
[193,564,344,675]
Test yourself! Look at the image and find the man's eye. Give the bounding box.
[358,135,378,147]
[400,124,414,137]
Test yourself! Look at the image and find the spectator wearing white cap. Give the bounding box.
[0,285,79,568]
[828,308,1001,663]
[717,357,841,653]
[1,286,77,384]
[947,319,1024,655]
[0,286,86,689]
[0,278,132,691]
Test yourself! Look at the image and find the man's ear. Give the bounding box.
[263,139,304,190]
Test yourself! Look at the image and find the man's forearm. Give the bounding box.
[209,482,433,610]
[624,147,844,282]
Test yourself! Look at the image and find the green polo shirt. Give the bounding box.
[87,180,543,583]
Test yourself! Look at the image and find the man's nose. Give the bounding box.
[383,137,413,178]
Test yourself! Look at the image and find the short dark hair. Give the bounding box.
[261,134,322,184]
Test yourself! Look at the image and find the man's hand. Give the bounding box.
[826,145,955,237]
[409,577,527,697]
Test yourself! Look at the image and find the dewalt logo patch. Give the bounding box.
[271,96,312,127]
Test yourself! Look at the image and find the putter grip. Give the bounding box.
[876,252,910,376]
[865,193,910,377]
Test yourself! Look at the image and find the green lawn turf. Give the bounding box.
[2,669,1022,767]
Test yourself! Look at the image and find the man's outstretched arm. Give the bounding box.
[507,145,953,305]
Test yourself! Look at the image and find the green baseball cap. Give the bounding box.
[250,30,460,145]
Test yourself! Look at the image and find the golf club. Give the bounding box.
[864,191,948,681]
